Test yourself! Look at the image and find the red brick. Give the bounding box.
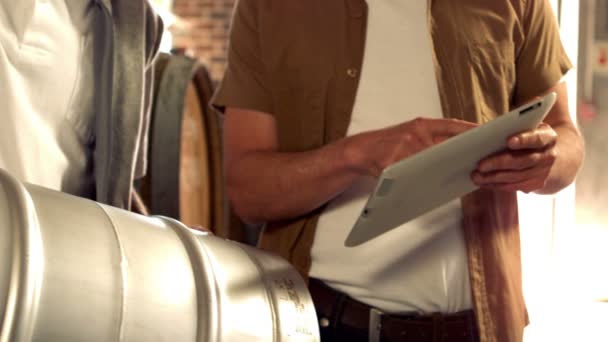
[171,0,235,82]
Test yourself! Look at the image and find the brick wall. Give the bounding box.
[171,0,236,83]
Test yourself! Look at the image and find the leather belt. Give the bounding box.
[309,278,480,342]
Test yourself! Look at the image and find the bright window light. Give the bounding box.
[522,1,608,341]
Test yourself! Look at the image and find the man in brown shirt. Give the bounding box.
[213,1,584,341]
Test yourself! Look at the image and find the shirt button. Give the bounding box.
[319,317,330,328]
[346,68,358,78]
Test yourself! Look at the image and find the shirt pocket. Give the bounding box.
[273,68,329,152]
[466,40,516,122]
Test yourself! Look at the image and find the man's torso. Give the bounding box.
[309,0,471,314]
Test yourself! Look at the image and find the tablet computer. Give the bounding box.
[344,92,557,247]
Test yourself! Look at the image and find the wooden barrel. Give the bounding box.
[138,53,228,235]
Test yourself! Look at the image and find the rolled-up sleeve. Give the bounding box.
[211,0,273,115]
[514,0,572,104]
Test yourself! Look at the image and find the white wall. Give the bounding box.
[522,2,608,341]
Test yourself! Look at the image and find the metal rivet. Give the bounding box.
[346,68,358,78]
[319,317,330,328]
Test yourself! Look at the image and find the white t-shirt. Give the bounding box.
[310,0,472,314]
[0,0,105,196]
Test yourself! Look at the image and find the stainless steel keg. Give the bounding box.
[0,169,319,342]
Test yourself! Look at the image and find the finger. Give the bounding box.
[508,123,557,150]
[405,119,435,147]
[427,119,477,145]
[435,118,478,136]
[477,148,556,173]
[472,166,550,185]
[403,118,476,148]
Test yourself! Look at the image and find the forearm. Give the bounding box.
[536,124,585,194]
[226,138,363,224]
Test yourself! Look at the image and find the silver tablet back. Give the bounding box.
[345,92,557,247]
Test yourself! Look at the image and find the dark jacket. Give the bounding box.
[95,0,163,209]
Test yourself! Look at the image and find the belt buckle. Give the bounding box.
[369,308,383,342]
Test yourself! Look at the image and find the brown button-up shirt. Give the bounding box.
[213,1,572,341]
